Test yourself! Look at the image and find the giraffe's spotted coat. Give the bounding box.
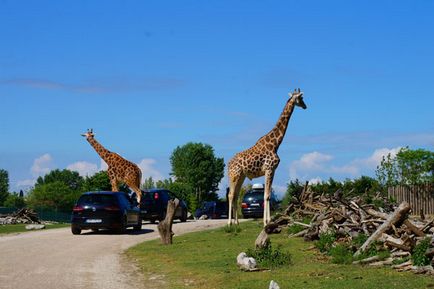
[227,89,307,226]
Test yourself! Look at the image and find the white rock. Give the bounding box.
[25,224,45,230]
[269,280,280,289]
[236,252,257,271]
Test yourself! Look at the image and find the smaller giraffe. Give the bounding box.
[81,129,143,204]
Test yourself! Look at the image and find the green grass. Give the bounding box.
[0,223,69,235]
[126,221,434,289]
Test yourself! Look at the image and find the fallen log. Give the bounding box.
[354,201,411,257]
[404,219,425,237]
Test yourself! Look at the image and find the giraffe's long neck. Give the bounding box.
[258,96,297,151]
[87,137,111,162]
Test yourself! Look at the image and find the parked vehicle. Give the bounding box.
[241,184,279,218]
[195,201,228,219]
[70,191,142,235]
[132,189,188,223]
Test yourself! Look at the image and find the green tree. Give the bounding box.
[282,179,304,207]
[141,176,155,189]
[0,169,9,205]
[4,192,26,208]
[27,181,81,211]
[170,142,225,203]
[36,169,84,191]
[376,147,434,186]
[82,171,111,192]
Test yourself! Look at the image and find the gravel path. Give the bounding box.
[0,219,229,289]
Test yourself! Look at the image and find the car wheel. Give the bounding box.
[150,219,156,224]
[159,211,167,222]
[91,228,99,233]
[71,226,81,235]
[133,217,142,231]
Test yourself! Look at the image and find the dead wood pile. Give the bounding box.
[0,208,40,225]
[270,185,434,275]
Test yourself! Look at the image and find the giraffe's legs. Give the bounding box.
[110,179,119,192]
[264,170,275,226]
[228,174,245,226]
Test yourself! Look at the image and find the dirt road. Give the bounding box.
[0,219,229,289]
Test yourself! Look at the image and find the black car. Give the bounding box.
[133,189,188,223]
[195,201,228,219]
[241,185,279,218]
[71,191,142,235]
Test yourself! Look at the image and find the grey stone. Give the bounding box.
[269,280,280,289]
[25,224,45,230]
[237,252,257,271]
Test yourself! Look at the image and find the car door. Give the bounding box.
[119,194,139,224]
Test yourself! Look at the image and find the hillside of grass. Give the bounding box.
[126,221,434,289]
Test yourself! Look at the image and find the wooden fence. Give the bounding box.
[388,183,434,215]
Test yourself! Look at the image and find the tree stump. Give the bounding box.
[255,229,270,249]
[158,198,180,245]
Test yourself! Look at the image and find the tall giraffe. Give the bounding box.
[81,129,143,204]
[227,89,307,226]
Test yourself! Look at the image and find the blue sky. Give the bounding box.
[1,1,433,198]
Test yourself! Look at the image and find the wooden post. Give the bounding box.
[157,198,180,245]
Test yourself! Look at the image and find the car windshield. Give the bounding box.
[78,194,117,206]
[243,191,264,201]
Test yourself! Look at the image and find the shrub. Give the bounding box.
[315,231,336,253]
[329,244,353,264]
[247,243,292,269]
[412,238,431,266]
[288,224,306,235]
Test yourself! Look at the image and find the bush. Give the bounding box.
[288,224,306,235]
[247,243,292,269]
[329,244,353,264]
[315,231,336,253]
[412,238,431,266]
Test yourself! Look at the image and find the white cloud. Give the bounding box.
[289,147,402,181]
[31,153,54,177]
[138,158,164,182]
[16,153,55,189]
[352,147,401,169]
[308,177,322,185]
[67,161,99,177]
[289,151,334,179]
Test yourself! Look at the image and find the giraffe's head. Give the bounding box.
[81,128,95,139]
[290,88,307,109]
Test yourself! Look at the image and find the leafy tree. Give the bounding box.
[82,171,112,192]
[0,169,9,206]
[141,176,155,190]
[170,142,224,202]
[36,169,84,191]
[376,147,434,186]
[282,179,304,207]
[4,192,26,208]
[27,181,81,211]
[310,178,343,196]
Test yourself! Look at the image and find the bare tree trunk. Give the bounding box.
[354,201,411,257]
[255,229,270,249]
[158,198,180,245]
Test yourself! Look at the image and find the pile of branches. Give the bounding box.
[0,208,40,225]
[270,184,434,275]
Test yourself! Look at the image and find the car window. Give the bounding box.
[78,194,117,206]
[243,191,264,201]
